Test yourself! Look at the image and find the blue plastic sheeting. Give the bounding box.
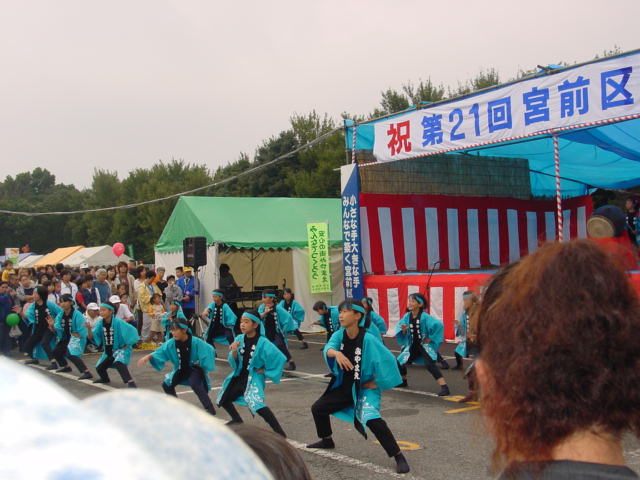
[346,117,640,198]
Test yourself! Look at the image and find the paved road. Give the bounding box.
[13,334,640,479]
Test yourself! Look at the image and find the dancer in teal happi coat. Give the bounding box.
[361,297,388,339]
[201,290,237,346]
[306,299,410,474]
[23,286,62,365]
[138,318,217,415]
[88,302,139,388]
[217,309,287,437]
[279,288,309,349]
[454,291,478,370]
[51,294,93,380]
[312,301,340,342]
[161,300,189,342]
[257,289,296,371]
[396,293,450,396]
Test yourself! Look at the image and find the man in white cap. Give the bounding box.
[84,303,101,353]
[109,295,135,325]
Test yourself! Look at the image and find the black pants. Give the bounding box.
[454,352,463,368]
[23,327,55,360]
[182,308,195,321]
[268,331,292,361]
[0,320,13,354]
[291,329,305,341]
[96,356,133,383]
[162,367,215,413]
[53,337,88,373]
[325,330,334,343]
[311,386,400,457]
[220,374,285,436]
[398,343,443,381]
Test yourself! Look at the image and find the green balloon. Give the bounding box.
[6,313,20,327]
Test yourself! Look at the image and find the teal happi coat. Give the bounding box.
[161,309,189,341]
[317,306,340,335]
[25,301,62,360]
[92,317,140,367]
[204,302,237,345]
[149,335,216,390]
[365,311,388,338]
[455,310,469,357]
[257,303,295,341]
[53,308,88,357]
[324,328,402,436]
[278,299,305,330]
[216,334,286,414]
[395,311,444,363]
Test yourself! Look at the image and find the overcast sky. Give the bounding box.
[1,0,638,189]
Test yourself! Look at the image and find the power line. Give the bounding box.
[0,127,342,217]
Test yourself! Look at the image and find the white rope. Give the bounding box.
[0,127,342,216]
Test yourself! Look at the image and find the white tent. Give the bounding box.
[63,246,132,267]
[18,255,43,268]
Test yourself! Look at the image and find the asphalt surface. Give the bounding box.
[12,334,640,480]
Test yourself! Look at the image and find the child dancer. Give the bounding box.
[88,302,139,388]
[217,309,287,437]
[279,288,308,349]
[258,289,296,371]
[396,293,450,396]
[201,290,237,346]
[51,294,93,380]
[361,297,388,338]
[306,299,410,474]
[161,300,189,342]
[138,318,217,415]
[312,301,340,343]
[454,291,478,370]
[23,286,62,366]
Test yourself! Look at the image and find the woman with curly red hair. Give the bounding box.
[477,240,640,479]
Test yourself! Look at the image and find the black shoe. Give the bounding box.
[24,358,39,365]
[323,372,332,378]
[395,453,410,474]
[306,438,335,449]
[300,342,309,350]
[440,360,450,370]
[438,384,451,396]
[225,419,243,426]
[206,407,216,416]
[398,379,408,388]
[285,361,296,371]
[46,362,59,371]
[127,381,137,388]
[56,366,72,373]
[93,378,110,384]
[78,371,93,381]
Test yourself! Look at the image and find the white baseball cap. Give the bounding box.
[87,303,99,311]
[109,295,121,304]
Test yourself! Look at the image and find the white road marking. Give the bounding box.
[288,439,425,480]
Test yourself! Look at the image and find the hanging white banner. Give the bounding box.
[373,52,640,162]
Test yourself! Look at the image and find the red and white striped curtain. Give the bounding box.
[359,193,593,274]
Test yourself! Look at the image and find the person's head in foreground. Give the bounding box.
[476,240,640,478]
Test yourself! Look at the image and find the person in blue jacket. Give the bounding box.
[88,302,139,388]
[361,297,388,338]
[279,288,308,349]
[217,309,287,437]
[453,291,478,370]
[161,300,189,342]
[306,299,410,474]
[176,267,198,320]
[201,290,237,346]
[312,301,340,343]
[396,293,450,396]
[138,318,217,415]
[51,294,92,380]
[257,289,296,371]
[24,286,62,366]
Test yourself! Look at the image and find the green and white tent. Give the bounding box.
[155,196,344,328]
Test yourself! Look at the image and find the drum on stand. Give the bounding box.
[587,205,626,238]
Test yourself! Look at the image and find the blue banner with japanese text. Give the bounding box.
[372,52,640,161]
[340,164,364,300]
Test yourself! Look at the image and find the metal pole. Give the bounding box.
[351,123,357,164]
[553,133,563,242]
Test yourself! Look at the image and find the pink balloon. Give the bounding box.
[112,242,125,257]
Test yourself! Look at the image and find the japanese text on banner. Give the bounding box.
[307,222,332,294]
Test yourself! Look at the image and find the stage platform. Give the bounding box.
[365,270,640,340]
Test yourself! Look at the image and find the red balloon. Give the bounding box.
[112,242,125,257]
